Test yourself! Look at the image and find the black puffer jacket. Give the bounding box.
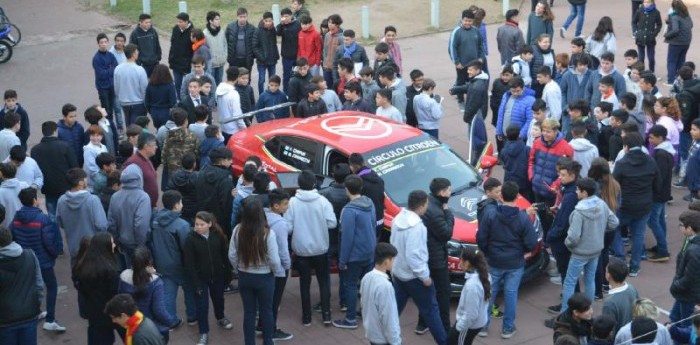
[633,7,662,46]
[421,194,455,269]
[670,236,700,303]
[357,167,385,226]
[167,168,199,219]
[319,182,350,230]
[183,230,232,289]
[664,13,693,46]
[225,22,256,66]
[612,148,659,217]
[169,23,194,73]
[253,23,279,66]
[276,20,301,59]
[195,164,234,235]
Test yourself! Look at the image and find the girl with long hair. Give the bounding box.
[588,158,622,299]
[229,197,282,345]
[184,211,233,345]
[144,63,177,128]
[664,0,693,84]
[530,34,556,98]
[654,96,683,154]
[118,246,180,343]
[448,247,490,345]
[73,232,120,345]
[586,16,617,67]
[527,1,554,45]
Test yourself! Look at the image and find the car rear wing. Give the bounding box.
[219,102,297,124]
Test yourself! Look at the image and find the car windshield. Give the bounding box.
[364,136,481,206]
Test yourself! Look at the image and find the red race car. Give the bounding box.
[227,112,549,294]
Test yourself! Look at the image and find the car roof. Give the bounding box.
[248,112,423,154]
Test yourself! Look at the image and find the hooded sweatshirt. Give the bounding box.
[284,189,337,257]
[265,209,291,277]
[228,225,283,275]
[108,164,152,249]
[56,189,108,258]
[150,208,190,278]
[476,204,537,269]
[118,270,179,333]
[360,268,402,345]
[166,169,198,219]
[455,272,489,332]
[653,140,675,203]
[412,93,442,130]
[216,82,246,135]
[570,137,599,178]
[585,66,627,108]
[10,206,61,269]
[388,78,408,117]
[0,242,44,328]
[339,196,377,267]
[565,196,619,259]
[298,24,322,66]
[0,178,25,228]
[390,208,430,282]
[613,148,659,216]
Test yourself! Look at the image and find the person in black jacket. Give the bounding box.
[296,84,327,118]
[405,69,424,127]
[647,125,674,262]
[195,147,234,238]
[449,59,489,126]
[169,13,194,101]
[253,12,280,95]
[287,58,313,116]
[30,121,79,221]
[670,210,700,329]
[129,13,162,76]
[632,0,662,72]
[276,8,302,91]
[226,8,256,73]
[348,153,386,241]
[612,132,659,277]
[414,178,455,335]
[167,152,198,225]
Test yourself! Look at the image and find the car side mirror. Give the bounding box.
[480,155,497,169]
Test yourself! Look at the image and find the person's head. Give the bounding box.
[138,13,152,31]
[61,103,78,127]
[206,10,221,28]
[327,14,343,30]
[280,8,293,23]
[104,294,139,328]
[605,256,628,285]
[86,125,104,144]
[595,101,613,122]
[330,163,351,185]
[559,159,582,185]
[679,210,700,236]
[123,43,138,61]
[610,109,629,128]
[598,75,615,95]
[297,170,316,191]
[671,0,689,17]
[190,28,205,45]
[136,132,157,158]
[374,42,390,61]
[194,211,223,237]
[536,33,551,51]
[568,99,590,121]
[460,9,475,29]
[555,53,569,70]
[678,66,694,82]
[648,124,668,147]
[226,66,240,82]
[106,170,122,191]
[8,146,25,168]
[505,9,519,23]
[639,72,657,92]
[631,317,657,344]
[691,118,700,141]
[529,98,546,123]
[536,66,552,85]
[305,84,321,101]
[190,55,206,75]
[622,131,644,152]
[193,105,210,124]
[41,120,58,138]
[252,171,271,195]
[268,188,290,215]
[241,164,257,186]
[599,52,615,73]
[148,64,173,86]
[410,69,425,88]
[570,121,587,139]
[571,37,586,54]
[296,57,309,76]
[504,124,521,142]
[0,162,15,180]
[205,124,221,139]
[375,88,392,108]
[260,11,274,29]
[407,190,429,215]
[508,76,525,98]
[2,110,20,131]
[499,65,514,84]
[568,293,594,321]
[572,53,590,74]
[357,66,373,84]
[342,29,356,47]
[337,57,354,77]
[67,168,88,190]
[201,75,214,92]
[575,177,596,200]
[501,181,519,203]
[236,7,248,25]
[96,32,109,52]
[629,62,645,82]
[117,141,133,160]
[483,177,502,200]
[384,25,397,43]
[374,242,398,271]
[459,246,491,301]
[114,32,126,49]
[125,125,142,145]
[299,15,313,31]
[619,92,637,112]
[237,67,250,85]
[624,49,639,67]
[96,152,117,173]
[18,187,38,207]
[655,96,681,121]
[429,177,451,200]
[541,118,561,142]
[348,153,365,172]
[344,174,363,198]
[268,75,281,93]
[129,246,155,294]
[210,147,233,167]
[343,81,363,102]
[134,116,150,130]
[377,65,397,87]
[591,314,616,341]
[84,105,106,125]
[632,298,661,319]
[3,89,18,111]
[642,0,656,8]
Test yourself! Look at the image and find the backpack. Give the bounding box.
[677,86,700,126]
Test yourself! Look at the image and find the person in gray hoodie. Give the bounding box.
[449,10,484,104]
[377,65,407,118]
[108,164,152,268]
[56,168,108,265]
[561,178,619,312]
[570,122,600,178]
[0,162,26,228]
[360,243,401,345]
[390,190,447,345]
[284,170,336,325]
[584,52,627,109]
[150,190,197,325]
[264,189,293,340]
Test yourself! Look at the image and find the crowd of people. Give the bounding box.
[1,0,700,345]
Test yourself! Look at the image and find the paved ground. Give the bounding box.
[2,0,699,344]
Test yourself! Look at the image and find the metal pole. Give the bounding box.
[110,0,117,7]
[361,5,370,39]
[142,0,151,14]
[272,4,281,26]
[502,0,510,16]
[178,1,187,13]
[430,0,440,28]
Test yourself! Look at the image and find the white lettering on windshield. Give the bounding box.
[367,139,441,166]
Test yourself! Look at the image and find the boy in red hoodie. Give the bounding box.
[298,15,322,77]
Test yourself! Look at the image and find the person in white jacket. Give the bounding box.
[390,190,447,345]
[570,123,600,178]
[4,145,43,190]
[216,67,246,143]
[284,171,337,326]
[537,66,562,122]
[360,243,402,345]
[449,247,489,345]
[82,125,108,192]
[203,11,228,85]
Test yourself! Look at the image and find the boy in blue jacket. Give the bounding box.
[10,187,65,332]
[255,75,289,122]
[502,125,531,200]
[333,174,377,329]
[1,89,30,149]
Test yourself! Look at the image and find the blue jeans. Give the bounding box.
[563,4,586,36]
[239,272,274,345]
[647,202,669,256]
[323,68,336,93]
[680,131,692,177]
[162,274,197,322]
[121,103,147,126]
[149,107,170,129]
[45,194,59,223]
[194,278,226,335]
[487,266,524,332]
[394,278,447,345]
[0,319,37,345]
[561,112,571,138]
[670,299,695,328]
[422,128,439,139]
[257,64,276,95]
[210,66,224,86]
[561,256,598,311]
[282,57,296,92]
[41,268,57,323]
[667,44,690,84]
[341,260,371,321]
[173,70,185,101]
[637,44,657,72]
[617,212,650,270]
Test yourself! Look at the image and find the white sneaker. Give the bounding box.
[38,311,47,320]
[43,321,67,332]
[549,276,562,285]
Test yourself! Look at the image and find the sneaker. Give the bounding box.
[312,303,322,313]
[491,305,504,319]
[663,82,673,87]
[544,318,555,329]
[602,284,611,293]
[629,267,640,277]
[501,328,517,339]
[171,318,182,329]
[223,284,238,294]
[595,293,604,301]
[38,311,47,320]
[559,27,566,39]
[549,276,562,285]
[323,312,332,326]
[272,329,294,341]
[548,304,562,314]
[478,328,488,337]
[646,245,658,253]
[218,317,233,330]
[187,319,198,326]
[647,253,670,262]
[414,324,429,335]
[302,315,312,327]
[339,304,348,312]
[255,325,263,335]
[673,180,687,188]
[43,321,66,332]
[332,319,359,329]
[196,333,209,345]
[547,265,560,277]
[684,194,695,202]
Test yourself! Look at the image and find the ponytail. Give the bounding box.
[461,247,491,301]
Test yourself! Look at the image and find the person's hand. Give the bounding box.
[422,277,433,287]
[695,304,700,313]
[456,63,463,70]
[231,188,238,197]
[526,205,537,216]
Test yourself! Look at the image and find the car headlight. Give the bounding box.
[532,213,543,241]
[447,240,478,258]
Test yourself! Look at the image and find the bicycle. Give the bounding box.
[0,24,13,63]
[0,6,21,46]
